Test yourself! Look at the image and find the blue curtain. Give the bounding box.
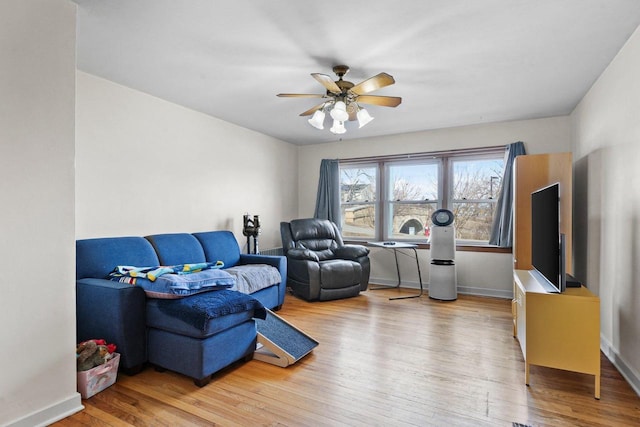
[314,159,340,224]
[489,141,526,247]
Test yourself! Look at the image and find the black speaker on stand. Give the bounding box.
[242,214,261,254]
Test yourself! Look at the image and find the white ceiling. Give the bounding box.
[73,0,640,146]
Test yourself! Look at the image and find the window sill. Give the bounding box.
[345,240,512,254]
[450,244,511,254]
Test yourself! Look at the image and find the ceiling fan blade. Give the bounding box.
[311,73,342,94]
[356,95,402,107]
[277,93,326,98]
[299,102,327,116]
[350,72,396,95]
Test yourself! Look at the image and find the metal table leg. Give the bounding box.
[370,246,424,299]
[389,247,424,300]
[370,248,402,290]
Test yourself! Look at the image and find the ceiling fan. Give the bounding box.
[277,65,402,134]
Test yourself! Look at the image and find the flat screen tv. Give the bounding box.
[531,182,566,293]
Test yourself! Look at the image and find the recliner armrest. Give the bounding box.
[334,244,370,260]
[286,248,320,262]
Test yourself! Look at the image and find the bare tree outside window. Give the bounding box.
[338,149,505,243]
[387,163,439,240]
[452,157,505,242]
[340,166,376,238]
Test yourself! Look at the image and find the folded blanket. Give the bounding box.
[155,289,267,331]
[109,261,224,282]
[107,262,234,299]
[225,264,281,294]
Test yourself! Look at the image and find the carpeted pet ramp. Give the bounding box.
[253,309,318,367]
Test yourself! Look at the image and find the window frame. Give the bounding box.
[338,146,507,247]
[339,162,379,240]
[447,153,506,244]
[383,159,442,242]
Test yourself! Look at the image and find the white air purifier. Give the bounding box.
[428,209,457,301]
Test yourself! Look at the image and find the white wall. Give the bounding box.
[297,117,572,297]
[0,1,81,426]
[0,3,633,424]
[570,25,640,395]
[76,72,299,250]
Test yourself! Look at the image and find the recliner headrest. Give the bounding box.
[289,218,337,241]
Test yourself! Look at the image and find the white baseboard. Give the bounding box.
[601,336,640,397]
[459,287,513,299]
[5,393,83,427]
[368,279,513,300]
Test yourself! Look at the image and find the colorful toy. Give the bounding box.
[76,339,116,372]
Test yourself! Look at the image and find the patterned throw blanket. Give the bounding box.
[108,261,224,283]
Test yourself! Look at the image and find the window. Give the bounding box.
[450,155,505,243]
[340,164,377,239]
[339,147,505,244]
[386,161,440,242]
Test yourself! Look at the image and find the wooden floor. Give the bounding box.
[56,288,640,427]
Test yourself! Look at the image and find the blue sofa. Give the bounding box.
[76,230,287,386]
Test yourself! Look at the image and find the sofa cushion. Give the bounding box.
[147,298,255,338]
[147,290,266,338]
[109,268,235,299]
[193,231,241,267]
[145,233,206,265]
[76,237,159,280]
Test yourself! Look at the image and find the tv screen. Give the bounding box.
[531,183,565,293]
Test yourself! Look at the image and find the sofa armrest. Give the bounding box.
[334,244,370,260]
[240,254,286,277]
[240,253,287,283]
[76,278,147,373]
[239,254,288,309]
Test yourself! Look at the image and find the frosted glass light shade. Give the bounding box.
[330,101,349,122]
[357,108,374,128]
[308,110,325,129]
[330,119,346,134]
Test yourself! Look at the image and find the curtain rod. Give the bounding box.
[338,144,507,164]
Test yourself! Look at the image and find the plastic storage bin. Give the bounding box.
[77,353,120,399]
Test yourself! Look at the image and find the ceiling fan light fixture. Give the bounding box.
[357,108,374,128]
[330,101,349,122]
[330,119,346,135]
[278,65,401,137]
[308,109,325,129]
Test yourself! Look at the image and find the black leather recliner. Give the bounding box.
[280,218,370,301]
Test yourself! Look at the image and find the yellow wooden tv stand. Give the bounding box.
[513,269,601,399]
